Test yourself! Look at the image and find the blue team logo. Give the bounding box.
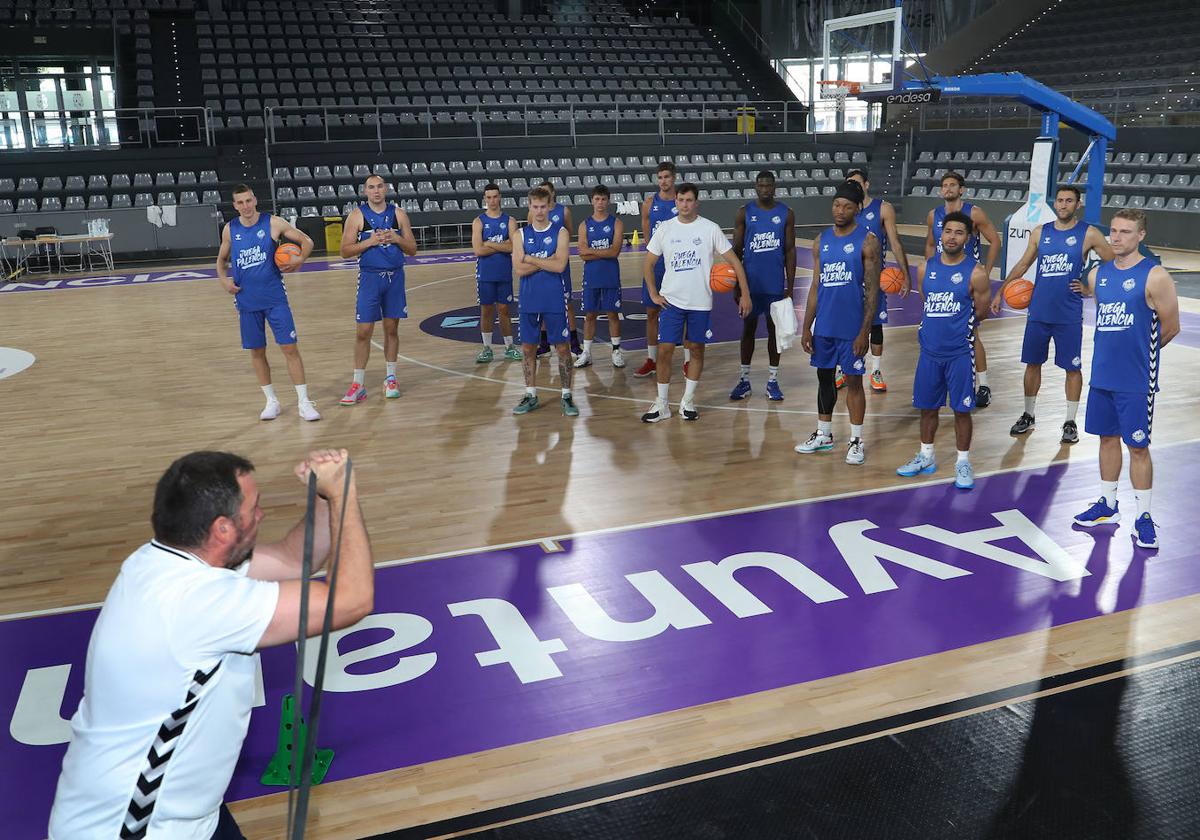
[853,359,864,371]
[1122,278,1136,292]
[963,394,973,408]
[772,216,781,224]
[951,272,964,285]
[603,225,611,233]
[705,329,713,339]
[290,329,297,339]
[671,207,678,215]
[1132,429,1146,443]
[866,212,876,221]
[843,243,855,254]
[1066,236,1078,246]
[1072,355,1082,367]
[256,229,265,239]
[543,236,552,245]
[880,311,888,322]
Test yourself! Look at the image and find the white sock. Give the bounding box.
[261,384,277,401]
[1101,480,1118,508]
[1135,489,1151,517]
[353,369,365,386]
[684,347,692,363]
[1065,400,1079,422]
[657,382,670,404]
[957,450,970,465]
[1024,396,1036,416]
[683,378,698,401]
[818,420,832,436]
[386,361,397,379]
[648,345,658,361]
[503,334,513,346]
[561,387,571,397]
[976,369,989,387]
[739,364,751,381]
[767,365,779,382]
[920,442,935,459]
[583,339,593,355]
[295,384,308,403]
[526,386,536,397]
[869,354,880,374]
[481,332,491,348]
[850,424,863,441]
[611,338,621,349]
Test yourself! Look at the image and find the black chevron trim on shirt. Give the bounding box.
[118,661,221,840]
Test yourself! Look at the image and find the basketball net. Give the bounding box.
[818,80,860,113]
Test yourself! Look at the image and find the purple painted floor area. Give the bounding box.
[3,445,1199,836]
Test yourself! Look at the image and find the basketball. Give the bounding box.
[1003,278,1034,309]
[710,263,738,293]
[881,266,906,294]
[275,242,303,268]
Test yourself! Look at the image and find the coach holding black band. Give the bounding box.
[49,448,373,840]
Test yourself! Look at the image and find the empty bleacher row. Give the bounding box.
[0,171,220,214]
[271,150,869,218]
[908,149,1200,212]
[0,0,188,26]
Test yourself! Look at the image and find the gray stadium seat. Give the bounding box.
[111,194,132,208]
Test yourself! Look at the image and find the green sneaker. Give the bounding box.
[512,394,540,415]
[561,394,579,417]
[475,346,494,364]
[504,344,523,361]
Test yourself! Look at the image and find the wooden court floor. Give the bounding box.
[3,238,1199,838]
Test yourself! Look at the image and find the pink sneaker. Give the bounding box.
[384,376,400,399]
[339,382,367,405]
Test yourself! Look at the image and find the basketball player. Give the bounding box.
[795,180,880,465]
[729,171,795,402]
[847,168,910,391]
[635,160,680,378]
[575,184,625,369]
[513,186,578,417]
[49,448,372,840]
[896,212,990,489]
[471,182,522,363]
[992,184,1114,441]
[641,182,750,423]
[529,181,582,356]
[338,174,418,405]
[925,171,1000,406]
[216,184,321,422]
[1071,209,1179,549]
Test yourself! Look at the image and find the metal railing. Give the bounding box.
[0,106,214,151]
[714,0,772,61]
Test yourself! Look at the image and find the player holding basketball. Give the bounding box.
[338,174,418,405]
[513,186,578,417]
[575,184,625,369]
[795,180,880,465]
[992,184,1114,441]
[216,184,320,422]
[529,181,582,357]
[1071,209,1179,549]
[925,171,1000,407]
[641,183,749,423]
[847,168,910,391]
[897,211,990,489]
[729,171,795,402]
[471,182,522,363]
[635,161,680,378]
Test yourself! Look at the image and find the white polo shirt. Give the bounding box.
[647,215,733,311]
[49,541,279,840]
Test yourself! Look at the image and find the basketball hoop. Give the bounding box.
[819,80,860,112]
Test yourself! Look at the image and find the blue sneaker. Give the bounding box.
[896,452,937,477]
[729,379,752,400]
[1133,512,1159,548]
[766,380,784,401]
[955,460,975,489]
[1073,497,1121,527]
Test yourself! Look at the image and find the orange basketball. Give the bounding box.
[710,262,738,293]
[1004,278,1034,309]
[274,242,303,268]
[880,266,906,295]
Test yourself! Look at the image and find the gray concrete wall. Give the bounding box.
[0,205,223,259]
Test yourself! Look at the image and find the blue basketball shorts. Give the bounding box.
[583,286,621,313]
[1085,386,1154,448]
[913,352,976,412]
[356,268,407,323]
[642,260,666,308]
[239,304,297,350]
[1021,318,1082,371]
[658,305,712,346]
[810,335,864,374]
[519,310,570,346]
[477,279,514,307]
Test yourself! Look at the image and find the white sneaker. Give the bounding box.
[573,352,592,368]
[260,399,281,421]
[641,399,672,423]
[680,398,699,421]
[612,348,626,368]
[795,431,834,454]
[845,438,865,465]
[298,400,322,422]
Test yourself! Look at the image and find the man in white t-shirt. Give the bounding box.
[49,449,374,840]
[641,182,750,422]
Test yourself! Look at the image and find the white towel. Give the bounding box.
[161,205,177,227]
[146,205,163,228]
[770,298,799,351]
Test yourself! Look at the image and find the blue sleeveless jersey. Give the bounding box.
[583,215,620,288]
[1029,220,1086,324]
[547,202,571,281]
[933,202,981,260]
[229,213,286,311]
[358,202,405,272]
[742,201,789,296]
[918,254,978,358]
[1091,258,1159,393]
[520,223,562,313]
[477,212,512,282]
[814,225,870,340]
[648,193,678,235]
[855,198,888,257]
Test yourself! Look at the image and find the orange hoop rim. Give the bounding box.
[818,80,862,94]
